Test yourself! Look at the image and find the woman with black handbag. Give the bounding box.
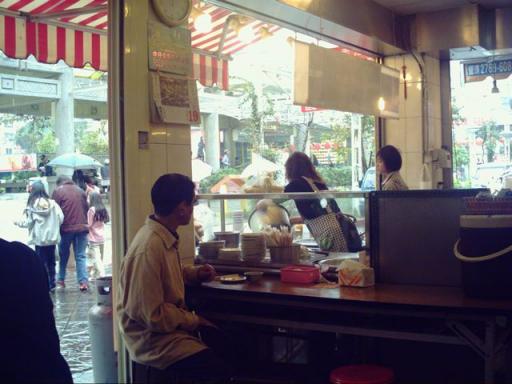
[284,152,361,252]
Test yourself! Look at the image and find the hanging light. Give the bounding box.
[190,4,213,34]
[491,78,500,94]
[194,11,212,33]
[377,97,386,112]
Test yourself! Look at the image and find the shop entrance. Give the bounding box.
[0,2,110,382]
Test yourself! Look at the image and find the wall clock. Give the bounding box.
[152,0,192,27]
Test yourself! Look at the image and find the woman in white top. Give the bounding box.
[377,145,409,191]
[15,181,64,291]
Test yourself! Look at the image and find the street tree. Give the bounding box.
[324,114,351,166]
[78,128,108,157]
[232,78,275,154]
[475,121,503,163]
[14,116,53,154]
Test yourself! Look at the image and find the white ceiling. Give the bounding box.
[373,0,512,15]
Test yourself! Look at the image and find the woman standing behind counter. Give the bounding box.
[377,145,409,191]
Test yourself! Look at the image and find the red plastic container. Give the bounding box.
[330,365,394,384]
[280,265,320,284]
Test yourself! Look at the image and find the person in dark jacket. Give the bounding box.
[284,152,349,251]
[52,175,89,291]
[0,238,73,383]
[284,152,342,220]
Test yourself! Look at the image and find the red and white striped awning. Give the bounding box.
[0,0,108,70]
[189,4,280,57]
[192,53,229,90]
[0,0,280,90]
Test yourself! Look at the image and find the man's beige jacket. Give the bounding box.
[118,217,206,369]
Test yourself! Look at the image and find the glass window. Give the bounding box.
[189,4,376,195]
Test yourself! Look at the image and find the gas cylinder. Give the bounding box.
[88,276,118,383]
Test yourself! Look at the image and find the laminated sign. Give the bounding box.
[294,41,399,118]
[150,71,201,125]
[148,22,192,76]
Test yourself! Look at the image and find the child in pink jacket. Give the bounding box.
[87,192,109,278]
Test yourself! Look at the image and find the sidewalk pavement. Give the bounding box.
[54,275,97,383]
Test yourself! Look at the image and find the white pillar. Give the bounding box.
[55,67,74,156]
[204,112,220,171]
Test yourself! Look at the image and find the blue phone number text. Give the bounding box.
[465,60,512,77]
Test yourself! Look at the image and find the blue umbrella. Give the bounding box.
[48,153,102,170]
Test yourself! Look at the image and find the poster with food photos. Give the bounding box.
[150,71,200,125]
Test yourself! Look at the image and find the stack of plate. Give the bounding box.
[241,233,266,262]
[218,248,241,262]
[198,240,225,260]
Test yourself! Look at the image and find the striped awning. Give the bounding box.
[0,0,108,70]
[189,4,280,57]
[192,53,229,90]
[0,13,108,70]
[0,0,280,90]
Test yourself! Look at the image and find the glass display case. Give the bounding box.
[194,191,369,274]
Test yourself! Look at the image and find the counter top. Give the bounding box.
[198,275,512,314]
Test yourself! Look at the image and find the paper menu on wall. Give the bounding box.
[149,71,201,125]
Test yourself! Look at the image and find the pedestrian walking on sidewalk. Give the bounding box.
[52,175,89,292]
[14,181,63,292]
[87,191,109,279]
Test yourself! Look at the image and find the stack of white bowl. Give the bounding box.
[198,240,225,260]
[241,233,266,262]
[218,248,241,262]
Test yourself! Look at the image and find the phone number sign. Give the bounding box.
[464,58,512,82]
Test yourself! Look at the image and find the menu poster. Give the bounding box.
[150,71,201,125]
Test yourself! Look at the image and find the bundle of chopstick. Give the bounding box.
[262,225,293,247]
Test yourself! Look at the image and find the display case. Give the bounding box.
[194,191,369,273]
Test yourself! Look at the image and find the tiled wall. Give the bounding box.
[122,0,194,263]
[384,54,443,189]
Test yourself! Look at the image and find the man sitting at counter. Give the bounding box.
[117,173,230,383]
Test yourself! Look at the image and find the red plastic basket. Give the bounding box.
[280,265,320,284]
[463,197,512,215]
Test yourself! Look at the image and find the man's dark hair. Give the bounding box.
[151,173,195,216]
[377,145,403,172]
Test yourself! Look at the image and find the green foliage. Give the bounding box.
[231,78,275,154]
[453,144,469,168]
[361,115,375,171]
[11,170,38,182]
[475,121,503,162]
[317,166,352,190]
[78,129,109,156]
[453,143,470,184]
[324,115,351,166]
[454,179,472,189]
[451,97,465,126]
[260,147,280,163]
[37,131,58,154]
[198,166,242,194]
[14,116,53,154]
